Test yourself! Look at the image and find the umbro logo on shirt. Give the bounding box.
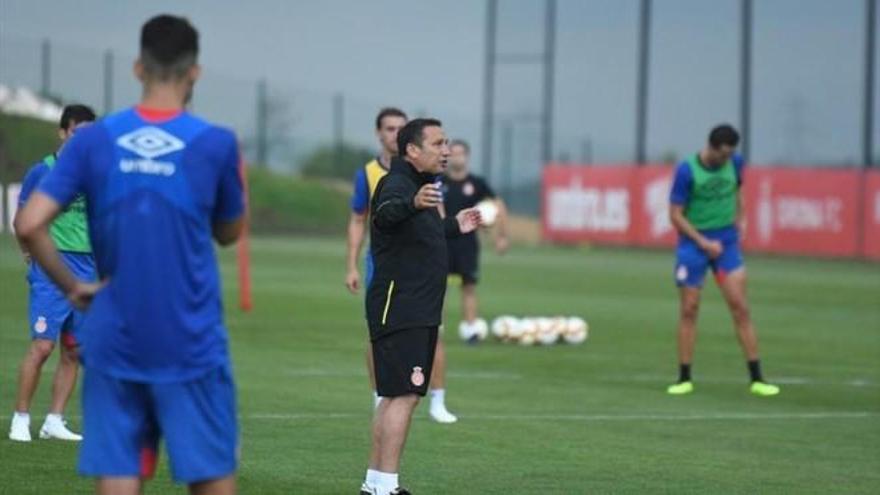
[117,127,185,159]
[117,127,184,176]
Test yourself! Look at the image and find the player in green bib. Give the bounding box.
[667,124,779,397]
[9,105,98,442]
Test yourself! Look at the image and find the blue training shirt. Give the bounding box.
[19,161,50,207]
[350,167,369,214]
[39,107,244,383]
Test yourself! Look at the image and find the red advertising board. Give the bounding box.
[631,165,678,247]
[542,164,875,259]
[740,168,860,257]
[863,170,880,260]
[542,164,635,245]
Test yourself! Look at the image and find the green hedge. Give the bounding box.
[300,143,373,180]
[246,167,350,234]
[0,112,58,183]
[0,113,352,235]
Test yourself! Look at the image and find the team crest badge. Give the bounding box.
[463,182,475,196]
[410,366,425,387]
[676,265,688,282]
[34,316,48,334]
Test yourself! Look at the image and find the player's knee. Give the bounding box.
[729,300,751,324]
[680,300,700,320]
[395,394,421,408]
[29,340,55,363]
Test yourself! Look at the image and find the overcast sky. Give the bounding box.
[1,0,875,179]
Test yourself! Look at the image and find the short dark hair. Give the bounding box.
[59,104,96,130]
[140,15,199,81]
[450,139,470,154]
[375,107,407,130]
[708,124,740,149]
[397,118,443,157]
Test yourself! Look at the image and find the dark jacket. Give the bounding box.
[365,158,462,339]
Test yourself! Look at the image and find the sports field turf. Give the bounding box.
[1,235,878,494]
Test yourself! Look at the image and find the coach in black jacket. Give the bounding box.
[360,118,480,495]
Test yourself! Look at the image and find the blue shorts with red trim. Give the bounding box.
[28,252,96,347]
[674,226,743,288]
[78,364,238,483]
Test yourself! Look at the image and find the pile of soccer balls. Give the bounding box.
[458,316,589,346]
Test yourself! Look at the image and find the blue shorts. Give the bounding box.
[674,226,744,288]
[28,252,96,346]
[365,249,375,289]
[79,364,238,484]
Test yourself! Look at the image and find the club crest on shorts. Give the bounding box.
[676,265,688,281]
[410,366,425,387]
[34,316,48,334]
[463,182,475,196]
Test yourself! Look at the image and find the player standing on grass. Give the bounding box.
[442,139,509,330]
[346,108,458,423]
[9,104,96,443]
[15,15,244,495]
[360,119,481,495]
[667,124,780,397]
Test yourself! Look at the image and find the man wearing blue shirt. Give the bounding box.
[666,124,779,397]
[16,15,244,495]
[10,104,96,443]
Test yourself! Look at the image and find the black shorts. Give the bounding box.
[447,237,479,285]
[372,327,438,398]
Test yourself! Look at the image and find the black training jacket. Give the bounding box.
[365,158,462,339]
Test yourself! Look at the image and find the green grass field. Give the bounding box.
[1,235,878,494]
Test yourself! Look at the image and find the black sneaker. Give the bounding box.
[390,488,412,495]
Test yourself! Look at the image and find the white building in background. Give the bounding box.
[0,84,63,123]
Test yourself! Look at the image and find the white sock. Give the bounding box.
[430,388,446,409]
[375,471,399,494]
[45,413,62,423]
[365,468,381,487]
[13,411,30,422]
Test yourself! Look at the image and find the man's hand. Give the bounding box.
[345,268,360,294]
[414,183,443,209]
[67,280,106,310]
[456,208,482,234]
[494,235,510,254]
[700,239,723,259]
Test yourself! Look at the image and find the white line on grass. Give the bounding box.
[616,375,879,388]
[243,411,879,422]
[2,411,875,422]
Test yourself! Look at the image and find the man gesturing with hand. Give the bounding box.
[359,118,480,495]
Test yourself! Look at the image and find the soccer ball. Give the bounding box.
[518,318,538,346]
[505,318,525,342]
[562,317,589,344]
[491,316,519,341]
[475,199,499,227]
[536,317,565,345]
[458,318,489,343]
